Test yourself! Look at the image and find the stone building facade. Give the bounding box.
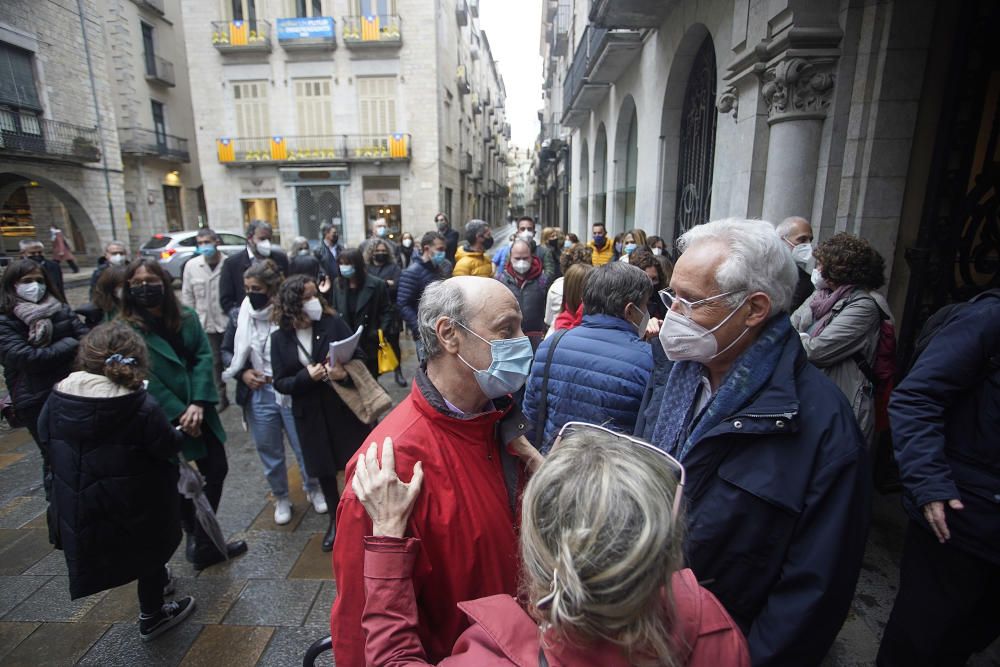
[181,0,510,248]
[538,0,999,356]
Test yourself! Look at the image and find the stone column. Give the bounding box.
[760,57,836,222]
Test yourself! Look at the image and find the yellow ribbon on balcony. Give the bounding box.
[362,15,380,41]
[217,138,235,162]
[229,20,248,46]
[389,134,408,158]
[270,136,288,160]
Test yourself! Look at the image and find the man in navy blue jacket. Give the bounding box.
[397,231,447,362]
[877,291,1000,666]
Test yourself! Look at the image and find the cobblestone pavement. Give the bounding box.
[0,268,997,665]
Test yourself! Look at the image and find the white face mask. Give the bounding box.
[402,238,413,248]
[303,297,323,321]
[254,239,272,257]
[791,243,813,268]
[517,230,534,242]
[16,281,45,303]
[811,268,828,291]
[512,259,531,274]
[657,297,750,363]
[108,253,126,266]
[652,247,663,256]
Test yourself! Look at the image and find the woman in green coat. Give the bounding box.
[120,259,247,570]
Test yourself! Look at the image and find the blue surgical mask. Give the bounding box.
[431,250,447,266]
[340,265,356,278]
[454,320,533,398]
[624,242,637,255]
[198,243,217,257]
[564,239,573,249]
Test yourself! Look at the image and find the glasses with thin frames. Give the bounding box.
[658,288,744,318]
[553,421,686,522]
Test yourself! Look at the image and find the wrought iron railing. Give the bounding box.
[562,25,607,117]
[119,127,190,162]
[0,112,101,163]
[341,15,402,45]
[211,20,272,51]
[145,54,175,86]
[215,134,412,163]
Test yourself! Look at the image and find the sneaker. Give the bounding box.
[307,489,328,514]
[162,566,175,597]
[274,497,293,525]
[139,596,196,642]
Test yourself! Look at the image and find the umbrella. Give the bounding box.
[176,454,229,561]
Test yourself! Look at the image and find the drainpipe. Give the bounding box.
[76,0,118,242]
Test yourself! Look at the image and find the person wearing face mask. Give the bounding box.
[329,248,392,379]
[331,276,535,666]
[121,259,247,570]
[89,241,129,300]
[587,223,615,266]
[397,232,449,362]
[634,218,870,666]
[181,228,231,411]
[366,240,406,387]
[220,221,289,318]
[270,275,372,552]
[19,239,65,298]
[498,239,548,349]
[313,221,344,281]
[776,216,816,312]
[515,216,556,281]
[398,232,415,269]
[790,233,889,444]
[360,218,401,261]
[540,227,565,278]
[434,213,460,264]
[0,259,87,502]
[453,220,495,277]
[523,262,653,451]
[617,228,648,264]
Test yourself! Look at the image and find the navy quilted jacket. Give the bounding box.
[522,314,652,451]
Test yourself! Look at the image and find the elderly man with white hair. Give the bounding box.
[636,218,870,666]
[776,215,815,311]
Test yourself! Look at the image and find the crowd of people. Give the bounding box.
[0,210,996,666]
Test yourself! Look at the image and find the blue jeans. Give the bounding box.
[244,384,317,499]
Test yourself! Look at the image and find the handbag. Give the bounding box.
[377,329,399,375]
[329,358,394,424]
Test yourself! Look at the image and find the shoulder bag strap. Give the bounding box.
[535,328,569,449]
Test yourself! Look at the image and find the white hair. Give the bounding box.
[678,217,798,314]
[775,216,810,240]
[417,280,469,359]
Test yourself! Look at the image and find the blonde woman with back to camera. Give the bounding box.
[352,422,750,666]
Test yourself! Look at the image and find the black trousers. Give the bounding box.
[877,520,1000,666]
[137,566,168,615]
[20,403,51,498]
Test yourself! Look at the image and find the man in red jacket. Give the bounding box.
[331,276,536,666]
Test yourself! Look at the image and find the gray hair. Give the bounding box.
[105,240,127,253]
[678,217,798,313]
[246,220,272,239]
[521,429,684,665]
[464,219,489,246]
[775,216,810,240]
[18,239,42,251]
[290,236,309,253]
[582,262,652,319]
[364,237,396,265]
[417,280,469,360]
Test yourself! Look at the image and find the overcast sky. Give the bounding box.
[478,0,543,150]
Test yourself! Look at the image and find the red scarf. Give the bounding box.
[504,256,543,288]
[553,302,584,331]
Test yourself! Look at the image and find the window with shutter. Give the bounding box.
[286,0,324,16]
[0,43,41,112]
[295,78,333,153]
[357,76,397,138]
[233,80,270,157]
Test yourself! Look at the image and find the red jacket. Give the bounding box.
[362,537,751,667]
[331,372,524,667]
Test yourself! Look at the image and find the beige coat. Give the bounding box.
[181,254,229,334]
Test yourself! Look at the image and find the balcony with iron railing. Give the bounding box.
[276,16,336,50]
[551,0,571,56]
[342,15,402,47]
[456,65,470,95]
[211,20,272,54]
[216,134,411,165]
[562,24,641,127]
[119,127,190,162]
[144,54,175,87]
[0,112,101,164]
[456,0,469,26]
[589,0,672,29]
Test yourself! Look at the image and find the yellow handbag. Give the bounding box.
[377,329,399,375]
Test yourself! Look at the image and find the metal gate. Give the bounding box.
[674,37,718,241]
[295,185,342,242]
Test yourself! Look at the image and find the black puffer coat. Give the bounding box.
[0,305,88,412]
[39,387,182,599]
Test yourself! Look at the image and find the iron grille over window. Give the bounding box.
[674,38,718,240]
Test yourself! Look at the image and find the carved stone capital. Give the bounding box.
[717,86,738,121]
[760,56,836,123]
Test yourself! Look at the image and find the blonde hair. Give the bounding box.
[520,430,684,665]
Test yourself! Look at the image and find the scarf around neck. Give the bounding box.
[13,295,62,347]
[651,315,792,461]
[809,284,856,336]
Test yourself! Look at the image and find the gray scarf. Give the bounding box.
[13,296,62,347]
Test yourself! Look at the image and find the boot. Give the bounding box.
[393,367,407,388]
[191,538,248,571]
[321,519,336,552]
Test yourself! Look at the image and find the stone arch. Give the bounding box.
[612,95,638,231]
[0,168,101,255]
[658,24,719,242]
[592,123,609,229]
[577,140,589,237]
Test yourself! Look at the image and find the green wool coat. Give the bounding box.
[128,307,225,461]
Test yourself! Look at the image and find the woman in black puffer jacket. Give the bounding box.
[0,258,88,491]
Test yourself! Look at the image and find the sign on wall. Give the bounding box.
[276,17,335,41]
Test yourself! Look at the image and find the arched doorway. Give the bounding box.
[592,124,608,229]
[0,171,99,258]
[613,96,638,231]
[673,37,718,240]
[578,140,589,237]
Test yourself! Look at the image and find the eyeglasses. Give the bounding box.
[553,421,686,521]
[659,288,744,319]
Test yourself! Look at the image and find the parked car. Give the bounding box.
[139,230,247,280]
